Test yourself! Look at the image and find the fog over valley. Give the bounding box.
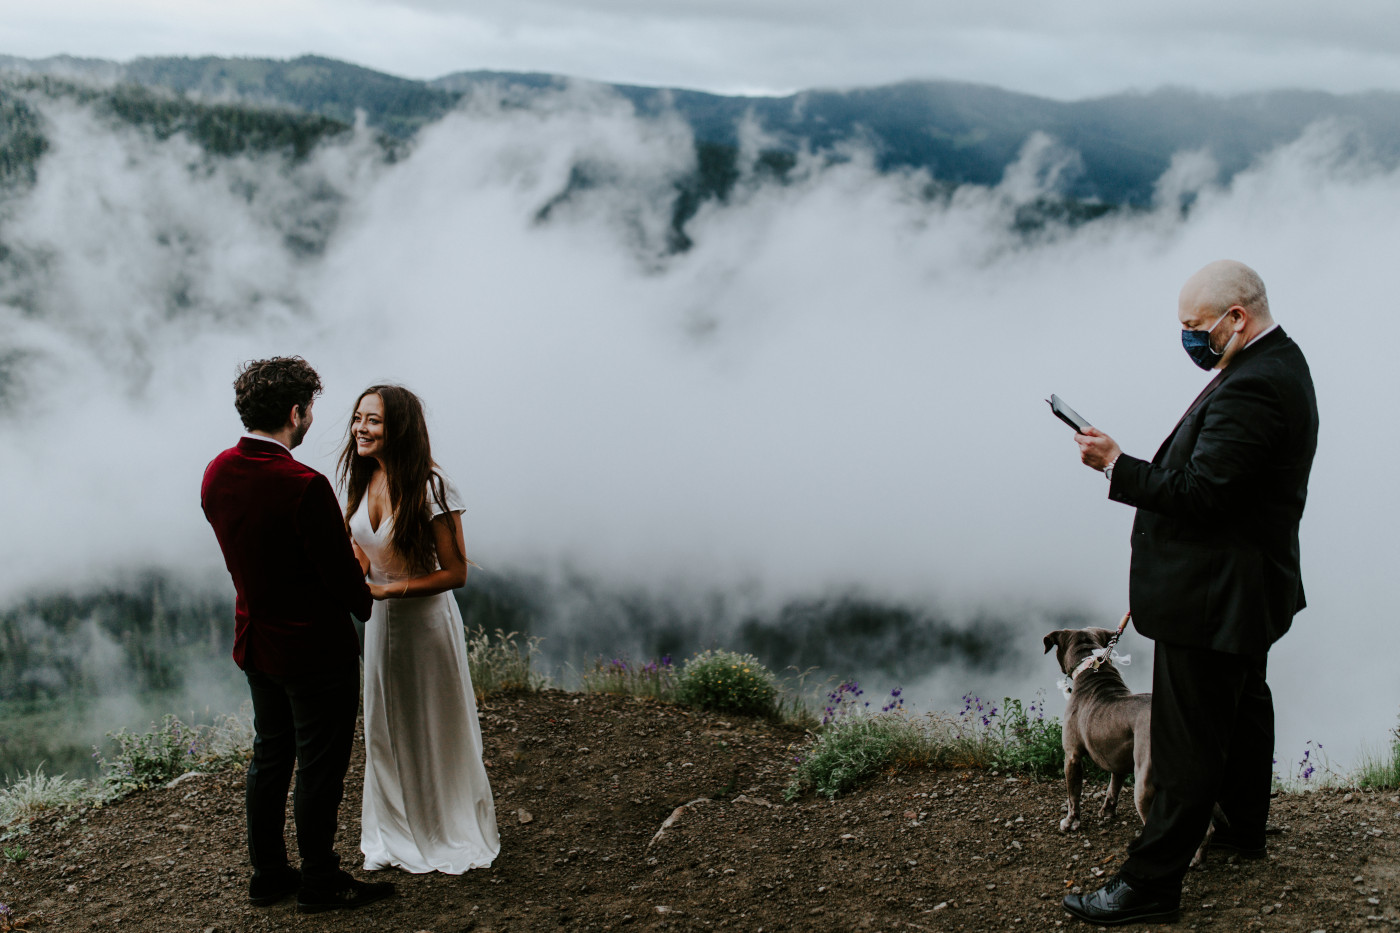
[0,69,1395,778]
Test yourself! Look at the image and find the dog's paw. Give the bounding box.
[1098,800,1118,818]
[1059,815,1080,833]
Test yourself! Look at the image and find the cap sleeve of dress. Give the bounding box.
[429,471,465,517]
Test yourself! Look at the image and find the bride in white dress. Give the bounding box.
[337,384,499,874]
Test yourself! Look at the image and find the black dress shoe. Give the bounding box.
[1063,874,1180,926]
[1208,831,1267,859]
[296,871,396,914]
[249,867,302,906]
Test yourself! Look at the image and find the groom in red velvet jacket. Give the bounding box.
[201,356,392,914]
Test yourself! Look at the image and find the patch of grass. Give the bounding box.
[0,765,91,827]
[467,627,548,699]
[1355,716,1400,790]
[1354,746,1400,790]
[98,710,252,798]
[784,690,1117,800]
[2,844,27,863]
[580,656,679,701]
[676,650,778,718]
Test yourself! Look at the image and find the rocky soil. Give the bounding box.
[2,689,1397,932]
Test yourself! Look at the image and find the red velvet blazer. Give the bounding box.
[201,437,372,677]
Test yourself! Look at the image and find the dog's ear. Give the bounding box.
[1043,631,1063,654]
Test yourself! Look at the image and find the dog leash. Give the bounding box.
[1089,610,1132,672]
[1058,611,1133,698]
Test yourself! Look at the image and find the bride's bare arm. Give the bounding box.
[352,539,371,576]
[368,512,469,600]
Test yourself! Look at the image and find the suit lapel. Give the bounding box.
[1150,328,1290,462]
[1153,371,1226,461]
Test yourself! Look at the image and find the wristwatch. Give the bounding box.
[1104,456,1120,482]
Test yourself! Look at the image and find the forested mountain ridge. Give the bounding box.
[5,52,1400,206]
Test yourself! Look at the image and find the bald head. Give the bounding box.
[1179,260,1273,325]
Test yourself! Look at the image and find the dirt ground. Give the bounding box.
[2,689,1397,932]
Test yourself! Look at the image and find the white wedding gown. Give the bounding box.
[351,473,500,874]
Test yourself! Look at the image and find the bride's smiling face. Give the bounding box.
[352,393,387,460]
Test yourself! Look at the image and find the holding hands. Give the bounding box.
[368,581,409,601]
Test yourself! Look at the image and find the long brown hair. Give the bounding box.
[337,385,460,574]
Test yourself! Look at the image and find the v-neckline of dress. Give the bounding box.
[364,496,391,536]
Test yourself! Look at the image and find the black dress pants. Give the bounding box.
[244,663,360,889]
[1121,641,1273,896]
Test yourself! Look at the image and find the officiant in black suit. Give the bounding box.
[1062,260,1319,926]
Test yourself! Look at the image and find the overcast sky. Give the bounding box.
[4,0,1400,99]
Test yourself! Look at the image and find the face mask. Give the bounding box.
[1181,309,1237,371]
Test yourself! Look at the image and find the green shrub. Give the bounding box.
[98,711,251,797]
[988,697,1066,780]
[676,650,778,717]
[785,714,934,800]
[466,627,548,698]
[580,656,678,701]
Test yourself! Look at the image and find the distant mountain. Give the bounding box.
[436,71,1400,205]
[5,52,1400,209]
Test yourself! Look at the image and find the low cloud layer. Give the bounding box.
[1,85,1395,769]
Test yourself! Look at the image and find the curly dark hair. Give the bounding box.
[233,357,323,431]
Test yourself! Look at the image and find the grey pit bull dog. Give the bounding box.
[1043,627,1153,834]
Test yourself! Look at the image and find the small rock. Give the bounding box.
[932,902,948,911]
[1369,897,1381,905]
[1262,905,1275,915]
[175,824,193,832]
[986,883,997,891]
[517,809,534,824]
[903,810,917,820]
[1344,792,1355,803]
[733,795,773,808]
[655,905,676,915]
[66,883,79,894]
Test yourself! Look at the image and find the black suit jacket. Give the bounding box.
[1108,328,1318,655]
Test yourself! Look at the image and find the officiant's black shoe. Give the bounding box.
[249,867,301,906]
[1063,874,1180,926]
[296,871,395,914]
[1208,830,1267,860]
